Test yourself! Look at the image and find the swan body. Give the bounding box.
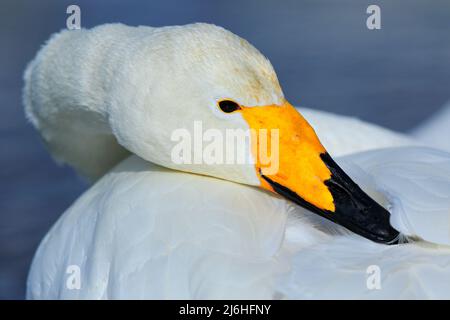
[24,23,450,299]
[27,146,450,299]
[412,101,450,152]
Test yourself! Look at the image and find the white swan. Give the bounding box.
[24,23,450,299]
[412,100,450,152]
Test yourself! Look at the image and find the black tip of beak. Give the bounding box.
[262,153,400,245]
[320,153,400,244]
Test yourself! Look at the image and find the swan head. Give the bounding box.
[109,23,399,244]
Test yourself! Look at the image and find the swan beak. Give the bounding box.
[240,101,400,244]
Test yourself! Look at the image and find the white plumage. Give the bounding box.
[24,23,450,299]
[24,23,281,184]
[27,145,450,299]
[412,101,450,152]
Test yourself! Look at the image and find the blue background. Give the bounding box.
[1,0,449,299]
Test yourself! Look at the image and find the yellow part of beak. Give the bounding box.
[240,100,335,212]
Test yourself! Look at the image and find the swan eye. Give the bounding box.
[218,100,241,113]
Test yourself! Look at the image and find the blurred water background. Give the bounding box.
[1,0,449,299]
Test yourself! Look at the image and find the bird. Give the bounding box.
[412,100,450,152]
[24,23,450,299]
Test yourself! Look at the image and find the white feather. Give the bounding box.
[411,101,450,152]
[24,23,450,300]
[339,147,450,245]
[27,156,292,299]
[27,147,450,299]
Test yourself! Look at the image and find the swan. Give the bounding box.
[24,23,450,299]
[412,100,450,152]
